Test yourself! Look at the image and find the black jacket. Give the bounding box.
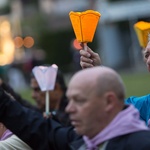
[1,90,150,150]
[1,82,70,126]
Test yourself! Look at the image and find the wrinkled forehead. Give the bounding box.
[69,72,96,87]
[68,77,87,91]
[67,75,96,97]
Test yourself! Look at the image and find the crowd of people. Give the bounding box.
[0,66,150,150]
[0,20,150,150]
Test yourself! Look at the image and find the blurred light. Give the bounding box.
[73,39,82,50]
[24,36,34,48]
[0,54,13,66]
[0,21,10,36]
[3,39,15,55]
[0,54,8,66]
[1,39,15,65]
[14,36,24,48]
[0,19,15,66]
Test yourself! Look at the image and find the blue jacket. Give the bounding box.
[125,94,150,125]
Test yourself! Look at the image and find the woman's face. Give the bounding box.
[0,123,7,139]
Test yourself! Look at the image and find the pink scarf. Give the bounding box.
[83,105,148,150]
[0,129,13,141]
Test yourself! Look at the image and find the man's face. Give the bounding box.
[65,77,106,138]
[30,78,46,111]
[143,41,150,72]
[30,77,62,111]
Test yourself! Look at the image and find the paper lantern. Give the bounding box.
[134,21,150,48]
[32,65,58,91]
[32,64,58,116]
[69,10,101,43]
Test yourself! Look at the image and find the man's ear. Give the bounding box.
[104,92,116,112]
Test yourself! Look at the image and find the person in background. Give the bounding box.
[30,69,70,126]
[79,43,150,126]
[0,123,12,141]
[0,68,70,126]
[0,122,32,150]
[0,67,150,150]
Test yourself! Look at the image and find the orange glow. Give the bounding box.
[3,39,15,55]
[73,39,82,50]
[0,54,14,66]
[0,21,11,36]
[24,36,34,48]
[14,36,24,48]
[0,19,15,66]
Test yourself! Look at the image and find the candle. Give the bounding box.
[134,21,150,48]
[69,10,101,50]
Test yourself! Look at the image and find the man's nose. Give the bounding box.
[65,100,75,113]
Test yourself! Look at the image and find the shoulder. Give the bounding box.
[125,94,150,104]
[127,130,150,140]
[125,94,150,109]
[107,131,150,150]
[0,135,32,150]
[125,131,150,149]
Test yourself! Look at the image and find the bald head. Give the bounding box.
[69,66,125,101]
[66,66,126,137]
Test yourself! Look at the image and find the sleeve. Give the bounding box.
[125,95,150,125]
[0,88,78,150]
[0,135,32,150]
[1,82,39,111]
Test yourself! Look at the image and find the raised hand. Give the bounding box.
[79,46,101,69]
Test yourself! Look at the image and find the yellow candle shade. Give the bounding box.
[134,21,150,48]
[69,10,101,43]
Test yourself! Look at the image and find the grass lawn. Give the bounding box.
[19,88,35,104]
[120,72,150,98]
[19,72,150,103]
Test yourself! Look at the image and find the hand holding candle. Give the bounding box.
[32,64,58,117]
[69,10,101,50]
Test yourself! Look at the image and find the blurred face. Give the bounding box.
[30,77,63,111]
[66,78,107,138]
[143,41,150,72]
[30,78,46,111]
[0,123,7,138]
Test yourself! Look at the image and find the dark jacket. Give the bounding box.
[71,131,150,150]
[1,82,70,126]
[1,90,150,150]
[106,131,150,150]
[51,94,71,126]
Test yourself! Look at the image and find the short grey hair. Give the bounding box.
[95,70,126,101]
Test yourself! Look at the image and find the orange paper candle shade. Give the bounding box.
[69,10,101,43]
[134,21,150,48]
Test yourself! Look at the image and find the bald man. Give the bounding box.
[0,67,150,150]
[79,43,150,126]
